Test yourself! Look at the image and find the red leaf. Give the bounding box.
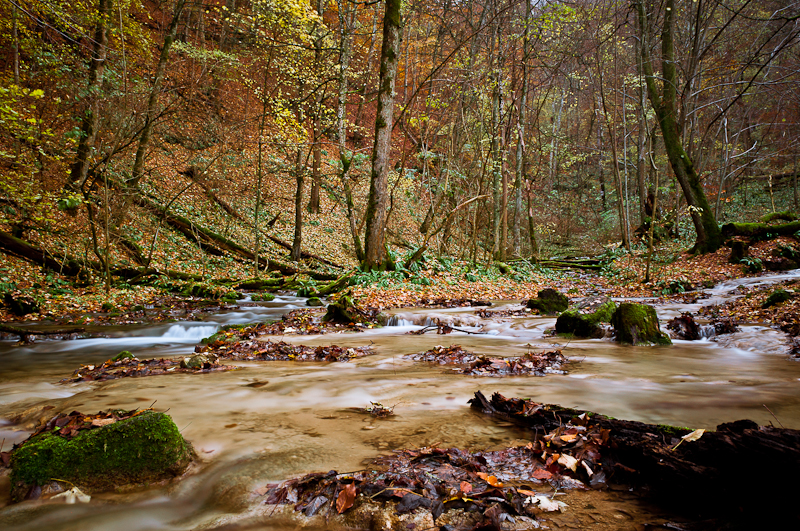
[532,468,553,480]
[336,483,357,514]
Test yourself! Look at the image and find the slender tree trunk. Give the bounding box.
[363,0,402,270]
[128,0,186,189]
[334,0,363,261]
[794,155,798,210]
[308,0,324,214]
[67,0,110,191]
[513,0,531,258]
[291,149,304,261]
[11,3,20,160]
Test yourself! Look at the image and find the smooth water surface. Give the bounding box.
[1,277,798,530]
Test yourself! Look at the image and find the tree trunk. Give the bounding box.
[363,0,402,270]
[291,150,304,262]
[66,0,110,191]
[637,0,722,254]
[128,0,186,189]
[308,0,324,214]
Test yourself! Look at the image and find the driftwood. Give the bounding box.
[470,391,800,523]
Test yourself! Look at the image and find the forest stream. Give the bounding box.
[1,271,800,531]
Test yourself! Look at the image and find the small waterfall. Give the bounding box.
[699,325,716,339]
[386,315,416,326]
[161,324,219,341]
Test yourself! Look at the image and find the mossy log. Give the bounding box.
[721,220,800,239]
[10,411,193,502]
[137,195,340,280]
[469,391,800,523]
[0,230,84,276]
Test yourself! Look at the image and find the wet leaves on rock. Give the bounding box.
[406,345,569,376]
[61,355,237,382]
[202,338,372,363]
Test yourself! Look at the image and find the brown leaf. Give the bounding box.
[336,483,357,514]
[460,481,472,494]
[91,418,115,427]
[531,468,553,480]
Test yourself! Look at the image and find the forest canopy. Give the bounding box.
[1,0,799,280]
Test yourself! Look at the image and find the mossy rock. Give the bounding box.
[10,411,193,502]
[306,297,324,307]
[762,288,793,308]
[555,311,603,338]
[555,297,616,338]
[525,288,569,315]
[611,303,671,345]
[113,350,135,361]
[250,292,275,302]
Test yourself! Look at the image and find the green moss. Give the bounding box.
[611,303,671,346]
[763,288,793,308]
[113,350,135,361]
[655,424,691,438]
[526,288,569,315]
[554,310,602,338]
[10,412,192,501]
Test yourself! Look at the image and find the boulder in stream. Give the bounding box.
[525,288,569,315]
[611,302,671,345]
[555,297,616,338]
[10,411,193,502]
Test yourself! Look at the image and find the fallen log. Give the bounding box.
[0,323,85,343]
[469,390,800,523]
[721,220,800,239]
[137,194,339,280]
[0,231,84,276]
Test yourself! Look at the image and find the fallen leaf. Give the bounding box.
[558,454,578,471]
[682,428,705,442]
[531,468,553,480]
[460,481,472,494]
[336,483,357,513]
[528,495,568,512]
[91,418,115,427]
[559,433,578,443]
[476,472,504,487]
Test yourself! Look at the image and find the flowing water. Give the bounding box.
[1,273,799,531]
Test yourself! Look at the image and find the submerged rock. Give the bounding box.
[526,288,569,315]
[611,303,671,345]
[666,312,702,340]
[10,411,193,502]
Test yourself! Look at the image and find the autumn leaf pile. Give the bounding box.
[260,409,612,526]
[700,279,800,337]
[202,339,372,363]
[61,356,237,383]
[406,345,570,376]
